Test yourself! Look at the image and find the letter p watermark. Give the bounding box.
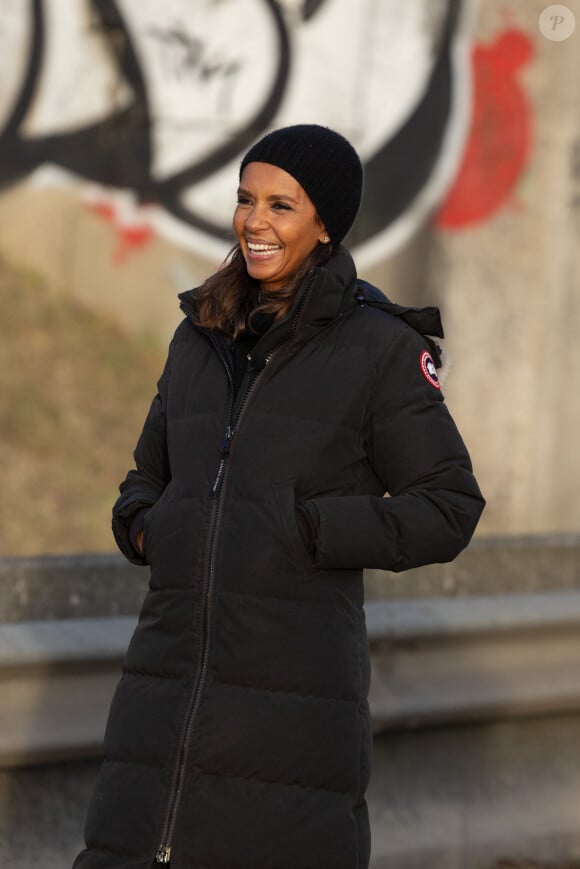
[539,5,576,41]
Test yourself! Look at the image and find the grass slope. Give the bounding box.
[0,259,167,556]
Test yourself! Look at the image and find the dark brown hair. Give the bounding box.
[195,242,333,340]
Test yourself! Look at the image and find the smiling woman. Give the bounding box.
[234,162,329,291]
[73,124,484,869]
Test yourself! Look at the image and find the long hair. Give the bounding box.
[195,243,333,340]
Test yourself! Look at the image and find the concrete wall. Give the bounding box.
[1,0,579,536]
[423,0,580,538]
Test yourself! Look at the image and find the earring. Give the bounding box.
[322,235,330,243]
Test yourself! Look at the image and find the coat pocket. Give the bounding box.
[141,485,171,563]
[141,503,157,564]
[273,480,314,571]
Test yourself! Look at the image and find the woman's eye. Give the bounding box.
[272,201,291,211]
[236,196,251,206]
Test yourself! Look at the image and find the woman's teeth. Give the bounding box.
[247,242,281,252]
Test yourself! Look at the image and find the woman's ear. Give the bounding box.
[319,229,331,244]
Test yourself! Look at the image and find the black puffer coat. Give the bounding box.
[74,246,484,869]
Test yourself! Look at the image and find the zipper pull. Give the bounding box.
[211,425,234,495]
[156,844,171,863]
[220,425,233,456]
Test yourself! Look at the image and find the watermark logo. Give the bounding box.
[539,5,576,41]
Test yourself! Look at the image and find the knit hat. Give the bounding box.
[239,124,363,246]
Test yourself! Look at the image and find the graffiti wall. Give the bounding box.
[1,0,579,539]
[0,0,475,264]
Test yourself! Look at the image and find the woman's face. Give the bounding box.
[234,161,328,292]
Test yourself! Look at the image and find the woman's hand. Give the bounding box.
[127,506,150,559]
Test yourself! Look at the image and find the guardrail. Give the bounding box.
[0,616,135,766]
[3,591,580,767]
[366,591,580,728]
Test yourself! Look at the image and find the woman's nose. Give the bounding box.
[244,203,268,231]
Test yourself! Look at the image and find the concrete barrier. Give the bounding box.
[366,591,580,727]
[3,590,580,767]
[2,532,578,623]
[0,617,135,767]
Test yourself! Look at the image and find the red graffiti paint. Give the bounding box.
[86,199,154,263]
[112,224,154,264]
[435,27,534,229]
[87,201,116,222]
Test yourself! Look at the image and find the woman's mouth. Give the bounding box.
[246,241,282,260]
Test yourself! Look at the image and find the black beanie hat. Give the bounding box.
[239,124,363,246]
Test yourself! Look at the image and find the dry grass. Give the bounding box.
[0,258,166,556]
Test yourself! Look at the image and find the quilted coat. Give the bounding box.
[74,245,484,869]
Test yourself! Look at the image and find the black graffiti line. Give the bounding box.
[146,26,240,79]
[147,25,205,73]
[2,0,44,137]
[91,0,154,193]
[347,0,463,248]
[302,0,328,23]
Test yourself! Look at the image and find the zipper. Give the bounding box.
[155,342,234,866]
[154,458,225,864]
[153,490,217,863]
[155,277,316,863]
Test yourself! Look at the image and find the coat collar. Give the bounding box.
[177,244,357,329]
[177,246,357,373]
[297,244,358,324]
[178,245,444,368]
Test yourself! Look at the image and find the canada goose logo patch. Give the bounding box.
[420,350,440,389]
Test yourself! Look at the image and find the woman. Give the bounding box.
[74,124,484,869]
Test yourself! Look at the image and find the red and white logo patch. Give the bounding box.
[420,350,440,389]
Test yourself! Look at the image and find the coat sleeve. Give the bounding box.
[305,328,485,572]
[111,351,172,565]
